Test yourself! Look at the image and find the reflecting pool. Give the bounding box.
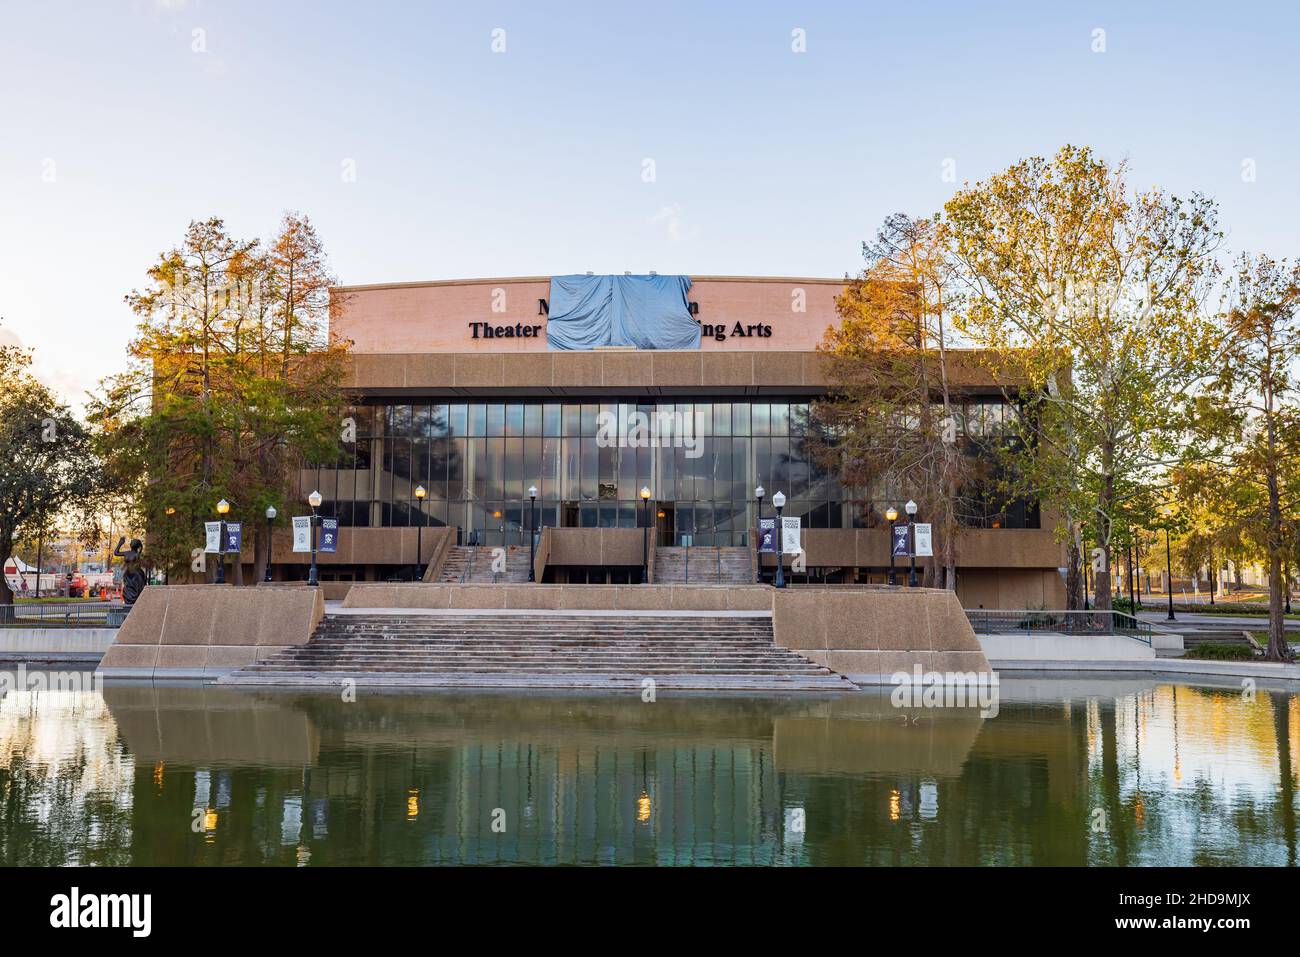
[0,671,1297,865]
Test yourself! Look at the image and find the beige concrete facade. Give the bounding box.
[267,274,1069,608]
[769,586,992,684]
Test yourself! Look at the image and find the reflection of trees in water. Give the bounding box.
[4,683,1300,865]
[0,688,134,865]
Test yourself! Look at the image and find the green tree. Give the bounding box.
[944,145,1223,610]
[0,343,96,607]
[91,215,350,583]
[811,213,970,588]
[1214,254,1300,659]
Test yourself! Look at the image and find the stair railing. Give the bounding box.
[716,547,721,583]
[684,546,690,584]
[460,547,476,583]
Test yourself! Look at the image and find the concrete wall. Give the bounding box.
[97,584,325,679]
[0,628,116,655]
[770,586,991,685]
[544,528,647,567]
[343,582,772,611]
[956,568,1068,609]
[977,633,1155,661]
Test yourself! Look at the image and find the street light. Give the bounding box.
[527,485,538,582]
[413,485,427,581]
[640,486,652,584]
[754,485,766,583]
[905,499,918,587]
[886,506,899,586]
[264,505,277,582]
[307,490,322,587]
[772,491,786,589]
[214,498,230,584]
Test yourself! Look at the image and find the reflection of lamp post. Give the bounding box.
[773,491,786,589]
[264,505,277,582]
[215,498,230,584]
[640,486,652,584]
[905,499,918,587]
[1162,508,1175,622]
[414,485,426,581]
[886,506,899,586]
[528,485,538,582]
[307,490,322,587]
[754,486,765,584]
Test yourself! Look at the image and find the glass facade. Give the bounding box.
[307,396,1037,548]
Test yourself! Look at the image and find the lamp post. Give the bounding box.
[885,506,899,586]
[772,491,786,589]
[640,486,652,584]
[214,498,230,584]
[414,485,427,581]
[754,485,765,584]
[905,499,918,587]
[528,485,538,582]
[264,505,277,582]
[307,490,322,587]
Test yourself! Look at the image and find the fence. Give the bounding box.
[0,602,123,629]
[965,609,1153,645]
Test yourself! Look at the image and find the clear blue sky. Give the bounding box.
[2,0,1297,403]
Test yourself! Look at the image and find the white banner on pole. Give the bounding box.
[781,517,801,555]
[913,523,933,557]
[204,522,221,554]
[292,516,313,553]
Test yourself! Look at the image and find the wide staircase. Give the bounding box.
[437,545,531,583]
[221,611,853,691]
[654,546,753,584]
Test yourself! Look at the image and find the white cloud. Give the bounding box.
[647,203,696,242]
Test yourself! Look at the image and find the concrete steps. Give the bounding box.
[221,612,852,691]
[654,546,753,585]
[437,545,531,583]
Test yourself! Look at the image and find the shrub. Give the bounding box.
[1184,643,1257,661]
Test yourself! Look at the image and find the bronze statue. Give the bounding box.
[115,537,147,606]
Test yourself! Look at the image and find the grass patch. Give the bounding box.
[1184,642,1258,661]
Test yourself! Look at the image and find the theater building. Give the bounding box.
[276,274,1065,608]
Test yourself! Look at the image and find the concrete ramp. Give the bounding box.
[96,584,325,680]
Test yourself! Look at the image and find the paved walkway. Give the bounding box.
[1135,610,1300,631]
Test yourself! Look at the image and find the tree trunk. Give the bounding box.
[1065,534,1082,611]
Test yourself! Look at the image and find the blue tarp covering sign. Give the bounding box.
[546,274,700,350]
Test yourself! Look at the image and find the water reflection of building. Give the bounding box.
[11,680,1284,866]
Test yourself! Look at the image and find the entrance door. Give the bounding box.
[656,502,675,547]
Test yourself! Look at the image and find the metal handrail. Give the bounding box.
[0,602,121,628]
[965,608,1154,645]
